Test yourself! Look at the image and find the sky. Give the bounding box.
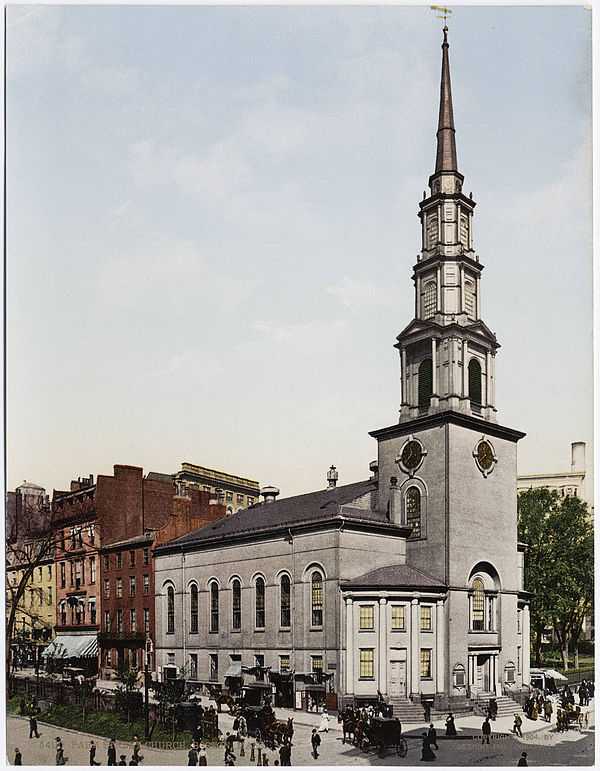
[6,4,593,499]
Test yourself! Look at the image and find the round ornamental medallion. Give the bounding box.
[401,440,423,470]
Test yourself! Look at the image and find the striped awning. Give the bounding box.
[42,634,98,659]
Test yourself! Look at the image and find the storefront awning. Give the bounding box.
[243,682,272,689]
[304,684,326,692]
[42,634,98,659]
[224,661,243,678]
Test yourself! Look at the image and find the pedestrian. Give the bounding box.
[29,714,40,738]
[279,741,292,766]
[188,743,199,766]
[513,714,523,738]
[198,744,207,766]
[128,759,138,766]
[427,723,438,750]
[445,713,457,737]
[224,745,236,766]
[578,684,587,706]
[14,748,22,766]
[310,729,321,759]
[481,717,491,745]
[544,699,553,723]
[108,738,117,766]
[318,711,330,732]
[90,741,100,766]
[517,751,528,766]
[118,755,127,766]
[56,737,66,766]
[238,716,247,737]
[132,735,142,764]
[420,733,436,761]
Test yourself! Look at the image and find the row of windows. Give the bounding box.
[196,486,255,507]
[8,586,54,607]
[104,575,150,598]
[104,607,151,634]
[417,356,482,407]
[59,558,96,588]
[104,647,143,669]
[58,599,96,626]
[359,649,432,679]
[166,572,323,635]
[421,280,475,321]
[358,604,433,631]
[180,652,320,681]
[57,525,95,552]
[103,548,150,572]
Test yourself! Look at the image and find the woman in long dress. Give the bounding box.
[420,733,436,761]
[318,711,330,732]
[445,713,457,737]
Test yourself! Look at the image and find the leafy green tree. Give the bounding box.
[518,488,593,670]
[115,660,142,724]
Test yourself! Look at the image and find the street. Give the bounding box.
[7,709,594,767]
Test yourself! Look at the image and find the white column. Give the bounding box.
[379,599,388,695]
[462,340,468,397]
[416,275,421,318]
[459,264,465,313]
[410,599,420,697]
[401,348,407,406]
[486,351,491,407]
[436,265,442,312]
[522,604,531,687]
[431,338,438,396]
[345,598,354,695]
[490,354,496,407]
[435,601,445,694]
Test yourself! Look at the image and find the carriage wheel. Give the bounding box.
[360,738,370,753]
[397,738,408,757]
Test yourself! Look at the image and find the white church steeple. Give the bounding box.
[396,26,499,423]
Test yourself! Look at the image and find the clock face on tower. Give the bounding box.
[397,439,426,475]
[474,439,496,476]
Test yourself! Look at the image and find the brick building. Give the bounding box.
[173,463,260,516]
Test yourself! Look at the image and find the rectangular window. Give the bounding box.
[129,550,135,567]
[116,578,122,598]
[209,654,218,680]
[190,653,198,680]
[311,656,323,673]
[104,555,109,571]
[70,561,74,586]
[70,527,76,549]
[117,609,123,633]
[60,603,67,626]
[130,576,136,597]
[48,565,52,579]
[104,579,110,598]
[359,649,374,679]
[87,524,95,544]
[247,497,254,506]
[144,608,150,634]
[203,485,211,493]
[420,649,432,679]
[226,490,233,501]
[237,494,244,504]
[130,609,136,632]
[143,548,149,565]
[60,563,66,588]
[106,649,112,667]
[391,605,405,630]
[279,655,290,671]
[104,611,110,632]
[167,652,175,665]
[143,575,149,595]
[48,586,52,605]
[130,649,137,669]
[116,553,122,570]
[90,557,96,584]
[38,567,42,581]
[517,610,521,633]
[421,606,432,631]
[359,605,374,630]
[89,600,96,625]
[487,597,495,631]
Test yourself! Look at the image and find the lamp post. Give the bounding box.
[144,637,153,741]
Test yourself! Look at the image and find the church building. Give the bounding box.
[153,27,530,714]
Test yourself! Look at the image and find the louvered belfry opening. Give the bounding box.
[468,358,482,404]
[418,358,433,407]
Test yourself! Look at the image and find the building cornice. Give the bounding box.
[369,410,526,443]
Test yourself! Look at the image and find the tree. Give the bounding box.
[518,488,594,670]
[115,660,142,724]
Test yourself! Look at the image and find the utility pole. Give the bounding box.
[144,637,153,741]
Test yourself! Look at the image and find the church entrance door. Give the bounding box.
[389,660,406,697]
[476,654,491,693]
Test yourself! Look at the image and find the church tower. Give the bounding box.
[370,27,529,706]
[396,26,498,424]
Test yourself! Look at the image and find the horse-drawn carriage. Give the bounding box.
[241,705,293,748]
[359,716,407,758]
[560,704,588,732]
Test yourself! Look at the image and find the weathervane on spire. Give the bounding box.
[430,5,452,27]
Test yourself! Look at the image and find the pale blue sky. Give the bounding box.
[7,4,593,498]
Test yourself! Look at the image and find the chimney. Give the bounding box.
[327,465,338,489]
[389,476,402,524]
[369,461,378,482]
[571,442,585,473]
[261,486,280,504]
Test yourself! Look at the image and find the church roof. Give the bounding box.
[341,564,446,590]
[156,478,405,551]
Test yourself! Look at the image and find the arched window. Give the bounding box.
[468,358,482,404]
[423,282,437,319]
[311,572,323,627]
[210,581,219,633]
[255,577,265,628]
[504,661,516,685]
[280,575,291,628]
[232,579,241,630]
[472,578,484,631]
[418,359,433,407]
[190,584,198,633]
[406,487,422,539]
[167,585,175,634]
[452,663,466,688]
[464,280,475,319]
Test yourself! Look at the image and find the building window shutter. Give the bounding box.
[418,359,433,407]
[468,358,482,404]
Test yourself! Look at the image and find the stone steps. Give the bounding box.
[471,695,522,718]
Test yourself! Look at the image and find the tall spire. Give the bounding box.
[435,26,458,173]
